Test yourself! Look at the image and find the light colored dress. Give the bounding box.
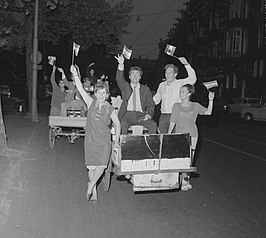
[85,99,114,169]
[170,102,206,137]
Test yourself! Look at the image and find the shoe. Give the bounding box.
[125,175,131,180]
[186,182,192,190]
[181,176,192,191]
[90,186,97,203]
[86,182,93,201]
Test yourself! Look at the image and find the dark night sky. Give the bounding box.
[121,0,186,59]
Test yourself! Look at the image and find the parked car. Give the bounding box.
[0,85,11,97]
[241,103,266,122]
[227,97,261,114]
[0,85,26,113]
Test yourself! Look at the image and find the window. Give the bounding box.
[199,26,205,37]
[229,0,248,19]
[243,29,248,54]
[241,0,248,18]
[188,34,194,44]
[258,24,263,48]
[233,73,237,89]
[229,0,240,19]
[213,12,220,30]
[226,27,242,56]
[212,41,218,58]
[261,0,264,12]
[209,14,213,31]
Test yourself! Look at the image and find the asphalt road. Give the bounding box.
[0,108,265,238]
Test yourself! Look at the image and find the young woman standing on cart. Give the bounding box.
[70,65,121,202]
[168,84,215,191]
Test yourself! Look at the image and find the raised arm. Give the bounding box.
[178,57,197,85]
[114,54,127,91]
[70,65,92,108]
[204,91,215,115]
[57,68,72,88]
[50,65,57,88]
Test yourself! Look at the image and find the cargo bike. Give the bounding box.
[103,125,196,192]
[48,107,87,149]
[48,102,196,192]
[48,88,95,149]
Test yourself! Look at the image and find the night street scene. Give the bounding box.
[0,0,266,237]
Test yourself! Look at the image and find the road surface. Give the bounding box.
[0,111,265,238]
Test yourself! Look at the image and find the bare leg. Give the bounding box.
[181,137,197,191]
[87,167,105,201]
[86,169,94,200]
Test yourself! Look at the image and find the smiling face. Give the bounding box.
[95,88,108,103]
[129,70,141,84]
[59,80,65,89]
[179,86,191,101]
[165,67,177,83]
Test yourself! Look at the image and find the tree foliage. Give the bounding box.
[0,0,133,54]
[0,0,133,120]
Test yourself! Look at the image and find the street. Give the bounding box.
[0,108,266,238]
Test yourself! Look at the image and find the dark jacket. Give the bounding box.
[115,69,155,120]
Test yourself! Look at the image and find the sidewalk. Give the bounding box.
[0,113,47,226]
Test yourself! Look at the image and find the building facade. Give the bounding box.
[159,0,266,101]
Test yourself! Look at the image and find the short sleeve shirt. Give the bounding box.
[170,102,206,137]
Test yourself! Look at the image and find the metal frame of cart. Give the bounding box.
[103,126,196,192]
[48,116,86,148]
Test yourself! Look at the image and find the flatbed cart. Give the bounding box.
[103,126,196,192]
[48,116,86,149]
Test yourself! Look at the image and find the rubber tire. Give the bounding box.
[244,113,253,122]
[49,127,55,149]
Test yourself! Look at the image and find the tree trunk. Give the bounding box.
[0,96,8,154]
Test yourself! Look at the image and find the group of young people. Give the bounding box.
[49,64,87,117]
[114,54,214,191]
[49,54,215,202]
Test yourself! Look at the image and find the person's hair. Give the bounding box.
[181,84,195,97]
[129,66,143,77]
[94,82,109,98]
[164,64,178,74]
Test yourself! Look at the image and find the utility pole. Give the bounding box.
[31,0,39,122]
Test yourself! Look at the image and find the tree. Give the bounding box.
[0,96,8,153]
[0,0,133,120]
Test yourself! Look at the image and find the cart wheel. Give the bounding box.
[49,127,55,149]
